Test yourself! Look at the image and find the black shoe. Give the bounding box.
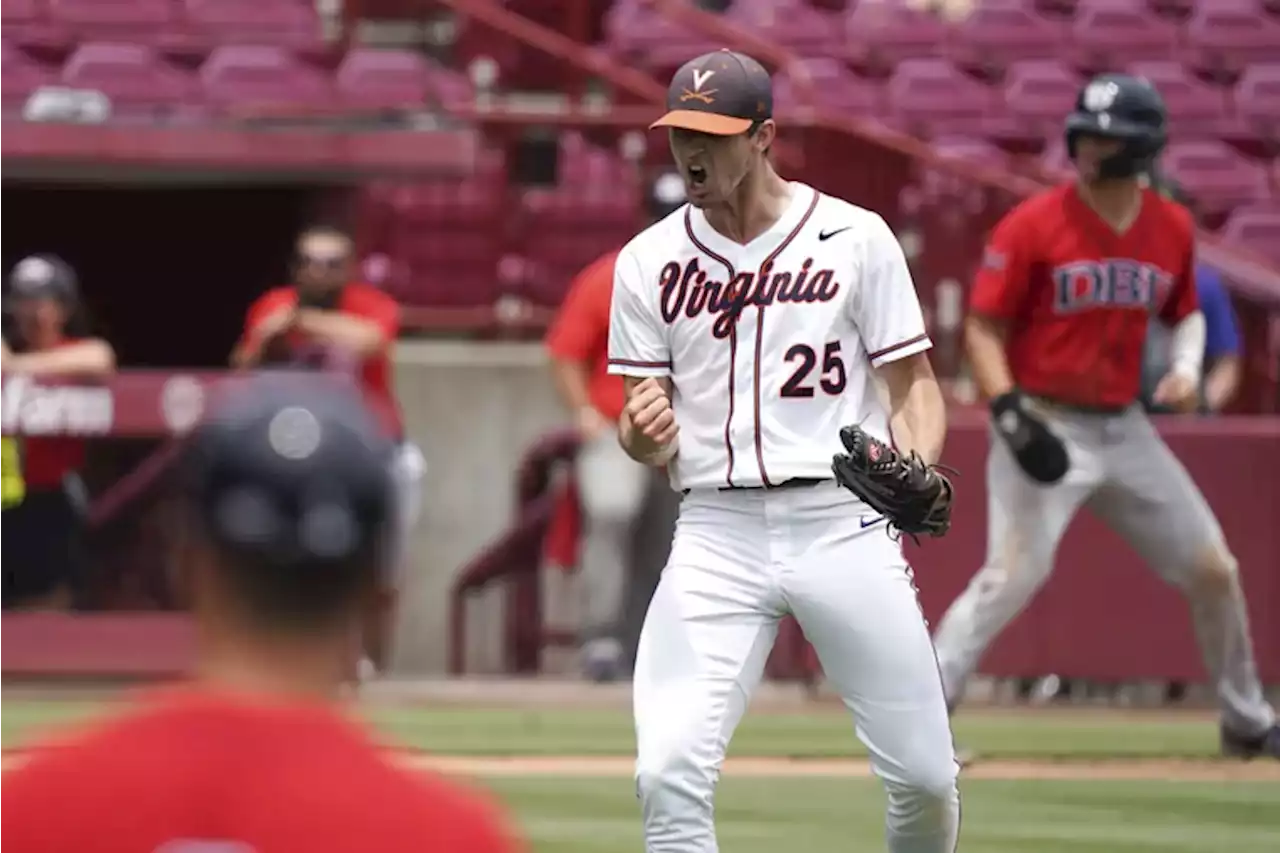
[1221,724,1280,760]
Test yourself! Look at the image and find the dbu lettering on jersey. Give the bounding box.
[658,257,840,339]
[1052,259,1174,315]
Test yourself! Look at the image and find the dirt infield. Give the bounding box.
[406,754,1280,783]
[3,751,1276,782]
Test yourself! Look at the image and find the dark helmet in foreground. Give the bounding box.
[1065,74,1168,181]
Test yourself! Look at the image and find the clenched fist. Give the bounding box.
[622,377,679,464]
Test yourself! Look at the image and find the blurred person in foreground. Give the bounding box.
[1,377,524,853]
[1140,176,1243,415]
[231,225,425,680]
[1,255,116,610]
[544,173,688,681]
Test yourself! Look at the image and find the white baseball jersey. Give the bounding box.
[607,182,932,491]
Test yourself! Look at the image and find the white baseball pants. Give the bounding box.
[633,482,960,853]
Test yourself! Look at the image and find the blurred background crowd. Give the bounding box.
[2,0,1278,703]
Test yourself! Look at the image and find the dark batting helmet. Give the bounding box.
[1065,73,1168,181]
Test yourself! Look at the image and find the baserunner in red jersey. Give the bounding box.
[932,73,1278,761]
[2,376,526,852]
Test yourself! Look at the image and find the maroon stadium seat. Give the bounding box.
[48,0,177,42]
[382,153,507,308]
[62,41,199,115]
[2,38,56,111]
[3,0,70,52]
[1185,0,1280,78]
[518,186,637,305]
[772,57,883,116]
[200,44,333,112]
[1125,60,1241,139]
[334,48,429,110]
[1160,140,1271,218]
[424,62,474,111]
[514,135,640,296]
[184,0,324,51]
[885,58,999,138]
[946,0,1064,74]
[1235,63,1280,139]
[603,0,723,79]
[844,1,950,73]
[392,229,503,308]
[914,136,1015,211]
[1148,0,1194,18]
[726,0,842,58]
[1220,202,1280,265]
[996,59,1083,147]
[1068,0,1179,73]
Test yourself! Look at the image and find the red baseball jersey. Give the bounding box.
[11,338,91,489]
[545,250,626,422]
[969,183,1198,408]
[1,688,524,853]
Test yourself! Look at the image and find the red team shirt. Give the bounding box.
[2,688,524,853]
[544,250,627,423]
[970,183,1198,409]
[240,284,403,438]
[16,338,90,490]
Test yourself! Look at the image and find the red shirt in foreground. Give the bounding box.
[545,250,626,422]
[2,688,523,853]
[969,183,1198,409]
[240,284,403,438]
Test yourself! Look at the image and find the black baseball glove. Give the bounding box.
[831,425,954,541]
[989,391,1069,484]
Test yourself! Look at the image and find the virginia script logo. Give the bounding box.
[1,375,114,436]
[657,257,840,339]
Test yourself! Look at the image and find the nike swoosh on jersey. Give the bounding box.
[818,227,851,241]
[860,515,885,529]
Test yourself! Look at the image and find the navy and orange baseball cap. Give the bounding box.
[650,50,773,136]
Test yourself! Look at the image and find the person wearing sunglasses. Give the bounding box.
[231,225,424,683]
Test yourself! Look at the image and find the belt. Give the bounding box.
[715,477,830,493]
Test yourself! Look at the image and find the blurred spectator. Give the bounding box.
[1140,175,1243,414]
[1141,262,1242,415]
[1,378,524,853]
[1,254,116,611]
[231,226,425,679]
[544,172,686,682]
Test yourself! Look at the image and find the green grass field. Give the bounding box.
[3,696,1278,852]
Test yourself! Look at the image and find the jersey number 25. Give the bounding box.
[780,341,847,398]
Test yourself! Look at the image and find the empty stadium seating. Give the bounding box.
[1221,202,1280,264]
[334,48,429,111]
[4,0,1279,312]
[946,0,1064,75]
[199,44,332,112]
[61,42,198,118]
[996,59,1084,147]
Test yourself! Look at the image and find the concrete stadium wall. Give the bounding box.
[391,340,569,675]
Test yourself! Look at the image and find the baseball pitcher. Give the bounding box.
[932,74,1279,760]
[609,51,960,853]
